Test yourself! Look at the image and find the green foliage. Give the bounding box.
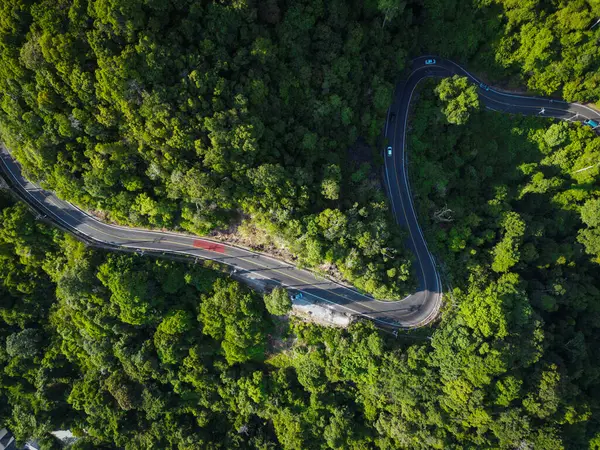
[0,0,416,299]
[405,81,600,449]
[199,278,267,365]
[435,75,480,125]
[491,212,526,273]
[417,0,600,103]
[321,164,342,201]
[264,287,292,316]
[580,198,600,228]
[0,198,61,330]
[2,187,600,448]
[5,328,43,358]
[97,256,161,326]
[2,0,600,448]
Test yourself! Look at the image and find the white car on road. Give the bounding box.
[387,146,393,157]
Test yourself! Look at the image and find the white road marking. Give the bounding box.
[4,57,597,330]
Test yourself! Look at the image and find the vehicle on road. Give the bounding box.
[10,56,599,330]
[479,82,490,91]
[390,112,396,121]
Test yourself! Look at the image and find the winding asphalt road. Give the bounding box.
[382,56,600,328]
[1,57,599,328]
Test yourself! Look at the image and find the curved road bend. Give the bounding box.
[0,146,428,328]
[382,57,599,325]
[2,57,599,328]
[382,57,599,326]
[384,56,600,324]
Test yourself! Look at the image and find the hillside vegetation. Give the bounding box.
[407,80,600,449]
[1,1,600,297]
[1,172,597,448]
[419,0,600,103]
[0,0,417,298]
[2,0,600,448]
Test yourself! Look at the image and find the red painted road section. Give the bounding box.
[193,239,226,253]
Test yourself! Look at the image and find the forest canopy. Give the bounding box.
[405,80,600,449]
[419,0,600,103]
[0,0,418,298]
[3,92,600,447]
[1,0,600,297]
[2,0,600,448]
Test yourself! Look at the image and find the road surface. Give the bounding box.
[1,56,599,328]
[0,147,429,328]
[381,56,600,328]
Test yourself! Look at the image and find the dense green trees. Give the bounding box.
[404,80,600,448]
[0,0,417,299]
[417,0,600,103]
[1,0,597,301]
[579,197,600,263]
[0,194,272,447]
[264,287,292,316]
[0,195,404,448]
[435,75,480,125]
[2,83,600,447]
[2,0,600,448]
